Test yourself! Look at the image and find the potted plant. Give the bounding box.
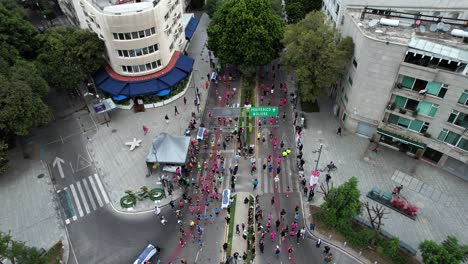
[399,108,407,114]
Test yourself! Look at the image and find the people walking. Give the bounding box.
[174,106,179,115]
[165,114,169,123]
[337,127,342,136]
[274,245,281,258]
[143,125,149,135]
[252,178,258,190]
[183,96,187,105]
[288,246,294,259]
[325,174,331,184]
[316,238,322,248]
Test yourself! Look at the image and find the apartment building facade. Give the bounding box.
[334,8,468,179]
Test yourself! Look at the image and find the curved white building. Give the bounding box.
[58,0,199,97]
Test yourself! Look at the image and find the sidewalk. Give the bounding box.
[297,97,468,251]
[0,150,68,263]
[86,13,214,212]
[230,192,251,263]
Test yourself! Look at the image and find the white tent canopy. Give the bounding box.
[146,133,190,165]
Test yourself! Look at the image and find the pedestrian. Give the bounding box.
[337,127,342,136]
[180,258,187,264]
[294,212,300,221]
[296,230,301,244]
[285,185,291,197]
[275,219,281,231]
[396,185,403,196]
[288,246,294,259]
[165,114,169,123]
[324,245,330,254]
[236,224,240,234]
[143,125,149,135]
[225,215,231,224]
[252,178,258,190]
[280,209,286,220]
[174,105,179,115]
[243,229,248,240]
[282,112,286,121]
[262,164,266,171]
[223,141,227,150]
[179,237,186,247]
[271,196,275,206]
[223,243,228,251]
[154,206,161,216]
[209,214,215,224]
[169,200,175,210]
[275,245,280,258]
[160,215,167,225]
[270,231,277,242]
[205,80,209,89]
[183,96,187,105]
[316,238,322,248]
[242,252,247,261]
[215,207,220,216]
[268,164,273,174]
[325,174,331,184]
[233,252,239,264]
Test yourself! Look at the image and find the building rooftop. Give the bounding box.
[91,0,156,13]
[347,8,468,52]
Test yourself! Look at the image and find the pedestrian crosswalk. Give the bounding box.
[221,156,298,195]
[57,174,110,225]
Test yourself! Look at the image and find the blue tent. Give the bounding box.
[185,16,199,40]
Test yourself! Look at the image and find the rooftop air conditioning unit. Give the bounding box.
[451,29,468,38]
[379,18,399,26]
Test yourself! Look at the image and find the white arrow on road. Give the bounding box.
[53,157,65,178]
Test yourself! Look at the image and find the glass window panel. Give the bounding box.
[146,63,152,70]
[118,33,125,40]
[132,32,138,39]
[135,49,143,56]
[148,46,154,53]
[113,33,118,39]
[397,117,411,128]
[122,66,127,72]
[401,76,415,89]
[154,44,159,51]
[456,138,468,151]
[124,33,131,39]
[133,66,139,72]
[139,65,146,71]
[454,112,468,129]
[145,29,151,36]
[438,129,448,141]
[123,50,129,57]
[421,122,429,133]
[429,105,438,117]
[394,96,407,108]
[157,59,162,66]
[388,114,399,125]
[127,66,133,72]
[143,47,149,55]
[426,82,441,96]
[445,131,461,145]
[139,30,145,38]
[408,119,423,132]
[417,101,432,116]
[129,50,135,57]
[151,61,157,68]
[151,27,156,34]
[118,50,123,57]
[448,110,458,123]
[458,90,468,105]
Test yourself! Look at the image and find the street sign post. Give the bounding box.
[248,106,278,117]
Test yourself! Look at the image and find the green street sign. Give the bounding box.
[249,106,278,117]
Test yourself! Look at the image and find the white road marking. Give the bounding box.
[65,219,71,225]
[88,176,104,207]
[83,178,97,211]
[76,181,90,215]
[94,174,110,204]
[70,184,84,217]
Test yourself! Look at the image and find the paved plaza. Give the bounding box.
[299,98,468,250]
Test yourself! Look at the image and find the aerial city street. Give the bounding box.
[0,0,468,264]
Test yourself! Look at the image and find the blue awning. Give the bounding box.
[94,54,193,97]
[156,89,171,97]
[112,95,128,101]
[185,16,199,40]
[159,68,187,87]
[100,78,128,95]
[175,54,195,73]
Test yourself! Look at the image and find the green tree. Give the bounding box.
[280,11,354,102]
[191,0,205,9]
[205,0,222,18]
[0,74,50,137]
[284,0,321,23]
[320,176,361,227]
[0,141,7,174]
[0,2,40,61]
[419,236,468,264]
[270,0,282,16]
[207,0,284,75]
[10,60,49,97]
[36,27,105,91]
[0,231,45,264]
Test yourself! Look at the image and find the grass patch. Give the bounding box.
[226,195,237,258]
[300,99,320,113]
[311,206,419,264]
[43,241,63,264]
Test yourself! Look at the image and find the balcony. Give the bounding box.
[403,51,467,76]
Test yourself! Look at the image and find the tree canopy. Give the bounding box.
[419,236,468,264]
[280,11,354,102]
[284,0,321,24]
[0,231,45,264]
[36,27,105,91]
[207,0,284,75]
[320,176,361,227]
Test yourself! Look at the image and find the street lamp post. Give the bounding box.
[312,144,323,171]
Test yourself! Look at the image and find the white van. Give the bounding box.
[133,244,157,264]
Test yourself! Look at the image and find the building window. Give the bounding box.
[117,43,160,58]
[447,110,468,129]
[401,76,415,89]
[151,61,157,68]
[121,60,163,74]
[113,33,118,39]
[438,129,467,150]
[458,90,468,106]
[425,82,447,98]
[394,95,407,108]
[348,75,353,86]
[112,27,156,41]
[417,101,438,117]
[118,50,123,56]
[157,59,162,67]
[352,58,358,68]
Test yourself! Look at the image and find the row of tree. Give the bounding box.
[206,0,353,103]
[0,230,46,264]
[0,0,104,174]
[319,177,468,264]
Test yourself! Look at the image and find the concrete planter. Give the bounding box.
[116,99,134,110]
